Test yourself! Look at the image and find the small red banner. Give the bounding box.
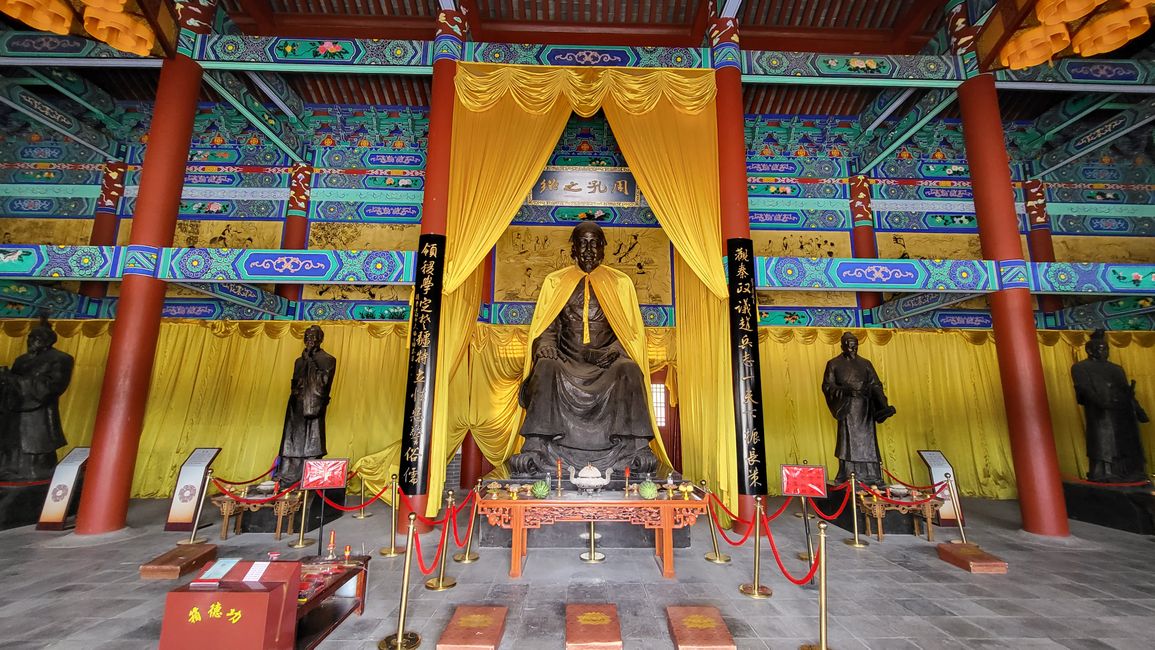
[780,464,827,498]
[301,458,349,491]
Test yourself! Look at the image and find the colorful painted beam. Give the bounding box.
[23,67,127,137]
[0,280,92,317]
[754,257,998,293]
[871,291,984,324]
[1034,263,1155,296]
[245,71,308,134]
[1020,93,1119,156]
[858,88,957,173]
[0,245,120,282]
[0,79,119,159]
[741,51,962,87]
[190,35,433,74]
[202,70,304,162]
[0,32,158,67]
[1057,295,1155,329]
[996,59,1155,93]
[177,282,295,318]
[156,248,414,284]
[856,87,916,141]
[1035,96,1155,179]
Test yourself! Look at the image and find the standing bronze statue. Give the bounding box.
[275,325,336,486]
[0,317,74,480]
[508,221,660,477]
[822,332,896,486]
[1072,330,1149,483]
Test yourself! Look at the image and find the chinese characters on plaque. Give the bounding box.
[727,239,768,494]
[528,167,639,207]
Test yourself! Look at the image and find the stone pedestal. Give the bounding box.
[1062,481,1155,535]
[240,487,345,534]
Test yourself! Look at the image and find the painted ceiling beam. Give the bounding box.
[0,281,92,318]
[1035,95,1155,178]
[23,66,126,138]
[855,87,916,143]
[176,282,294,318]
[1058,296,1155,329]
[857,88,958,174]
[872,291,983,325]
[0,78,119,159]
[202,70,304,163]
[245,71,308,134]
[1021,93,1119,155]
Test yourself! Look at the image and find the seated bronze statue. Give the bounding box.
[508,221,660,477]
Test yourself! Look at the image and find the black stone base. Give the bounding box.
[810,486,923,537]
[1063,481,1155,535]
[480,520,690,549]
[0,483,49,530]
[241,488,345,534]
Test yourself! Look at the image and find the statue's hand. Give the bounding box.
[536,344,560,361]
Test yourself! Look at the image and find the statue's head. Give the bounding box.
[840,331,859,358]
[570,221,606,273]
[303,325,324,352]
[1086,329,1109,361]
[27,314,56,355]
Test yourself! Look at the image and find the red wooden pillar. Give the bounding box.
[1023,179,1063,314]
[80,161,127,299]
[74,54,203,534]
[395,10,466,530]
[712,16,768,535]
[276,163,313,301]
[958,73,1068,536]
[849,174,882,310]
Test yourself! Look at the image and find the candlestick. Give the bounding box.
[326,530,336,559]
[344,544,351,563]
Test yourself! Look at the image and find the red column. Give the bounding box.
[276,163,312,301]
[1023,179,1063,314]
[849,175,883,310]
[74,54,203,534]
[80,161,127,299]
[958,74,1068,536]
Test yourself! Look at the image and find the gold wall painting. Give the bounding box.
[494,226,672,304]
[875,232,1031,261]
[0,218,94,246]
[116,219,283,249]
[1053,235,1155,264]
[305,222,419,301]
[750,232,854,307]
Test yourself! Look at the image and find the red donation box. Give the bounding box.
[781,464,828,498]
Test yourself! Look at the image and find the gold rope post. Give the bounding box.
[353,473,373,520]
[380,474,400,557]
[177,469,212,546]
[945,472,968,545]
[700,480,730,564]
[842,472,868,548]
[288,489,314,549]
[379,514,420,650]
[796,496,816,563]
[425,491,458,591]
[800,522,830,650]
[454,480,481,563]
[739,496,772,599]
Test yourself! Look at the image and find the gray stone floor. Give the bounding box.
[0,496,1153,649]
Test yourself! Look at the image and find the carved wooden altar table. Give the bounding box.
[477,493,706,579]
[858,493,943,542]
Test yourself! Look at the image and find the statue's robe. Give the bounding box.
[513,264,669,474]
[2,347,73,478]
[1072,358,1148,482]
[822,353,892,484]
[277,348,336,485]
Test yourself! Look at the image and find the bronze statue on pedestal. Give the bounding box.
[508,221,659,477]
[1072,330,1149,483]
[0,317,74,480]
[822,331,895,486]
[275,325,336,486]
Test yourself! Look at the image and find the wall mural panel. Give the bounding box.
[304,222,418,301]
[0,218,93,246]
[1053,235,1155,264]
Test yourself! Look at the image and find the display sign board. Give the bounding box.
[301,458,349,491]
[37,446,89,531]
[165,448,221,532]
[918,449,961,526]
[780,464,828,498]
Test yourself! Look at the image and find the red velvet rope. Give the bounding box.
[761,514,822,586]
[1063,475,1152,488]
[764,495,796,523]
[413,514,449,575]
[450,491,478,547]
[0,479,50,487]
[707,495,756,547]
[318,480,392,512]
[211,479,300,504]
[881,466,940,491]
[856,481,950,506]
[705,492,748,522]
[214,461,277,486]
[805,484,852,520]
[397,490,446,527]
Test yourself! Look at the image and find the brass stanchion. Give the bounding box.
[380,474,401,557]
[424,491,457,591]
[700,481,730,564]
[945,472,968,545]
[842,472,868,548]
[288,489,314,549]
[353,475,373,520]
[796,497,817,563]
[580,520,605,563]
[177,469,212,545]
[739,496,772,599]
[800,522,831,650]
[454,480,481,563]
[379,514,421,650]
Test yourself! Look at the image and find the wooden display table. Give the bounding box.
[211,490,302,540]
[477,492,705,579]
[295,555,371,649]
[857,492,943,541]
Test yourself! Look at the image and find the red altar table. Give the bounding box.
[477,493,706,579]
